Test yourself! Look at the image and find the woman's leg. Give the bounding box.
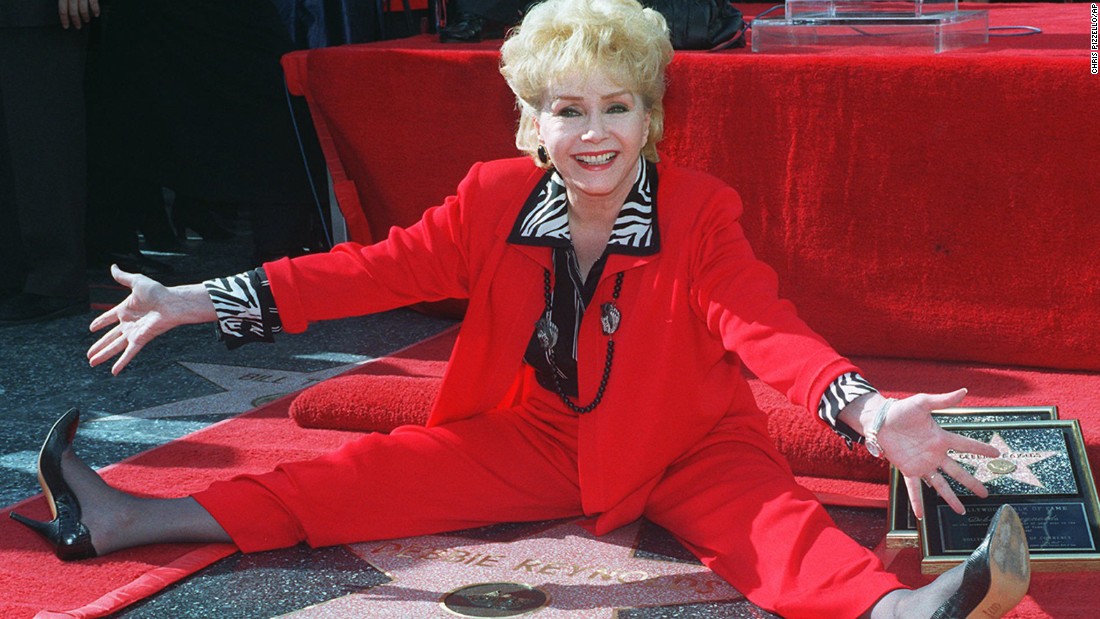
[60,450,231,555]
[643,415,905,619]
[644,414,1028,619]
[67,404,583,556]
[863,503,1029,619]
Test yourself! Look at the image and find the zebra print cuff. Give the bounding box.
[203,268,282,350]
[818,372,878,447]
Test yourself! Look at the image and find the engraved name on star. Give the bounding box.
[275,519,754,619]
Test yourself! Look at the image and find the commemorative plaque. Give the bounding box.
[918,419,1100,573]
[885,407,1058,549]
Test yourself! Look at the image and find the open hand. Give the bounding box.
[874,389,1001,519]
[87,265,214,375]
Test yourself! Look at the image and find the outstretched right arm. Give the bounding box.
[87,265,218,375]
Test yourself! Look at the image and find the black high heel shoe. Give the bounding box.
[932,504,1030,619]
[9,408,97,561]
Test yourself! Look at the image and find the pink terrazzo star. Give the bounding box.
[952,432,1061,489]
[278,518,752,618]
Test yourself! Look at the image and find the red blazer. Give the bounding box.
[265,157,860,533]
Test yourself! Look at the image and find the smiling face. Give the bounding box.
[535,70,651,212]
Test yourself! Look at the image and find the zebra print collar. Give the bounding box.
[508,157,660,256]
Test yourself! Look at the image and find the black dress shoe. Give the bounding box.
[90,251,175,277]
[932,504,1030,619]
[141,233,184,253]
[172,205,235,242]
[140,207,184,252]
[439,12,504,42]
[9,409,98,561]
[0,293,89,326]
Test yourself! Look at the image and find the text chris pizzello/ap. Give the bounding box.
[1092,3,1098,74]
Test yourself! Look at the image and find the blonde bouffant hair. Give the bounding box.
[499,0,673,168]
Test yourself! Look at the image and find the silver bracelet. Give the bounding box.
[864,397,897,458]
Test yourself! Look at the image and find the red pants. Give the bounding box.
[193,385,904,618]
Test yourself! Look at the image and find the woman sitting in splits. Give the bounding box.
[13,0,1030,616]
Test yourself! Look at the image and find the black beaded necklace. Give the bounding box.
[535,268,623,414]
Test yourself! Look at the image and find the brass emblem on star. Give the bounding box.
[441,582,550,617]
[986,458,1018,475]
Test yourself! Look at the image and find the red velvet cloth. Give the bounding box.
[291,328,1100,490]
[290,328,450,431]
[282,3,1100,373]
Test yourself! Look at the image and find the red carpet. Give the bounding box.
[0,335,444,619]
[0,405,353,618]
[5,328,1098,617]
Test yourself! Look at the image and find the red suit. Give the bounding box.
[194,158,904,618]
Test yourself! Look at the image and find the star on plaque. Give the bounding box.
[952,432,1061,490]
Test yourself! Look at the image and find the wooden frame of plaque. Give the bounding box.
[919,419,1100,574]
[885,406,1059,549]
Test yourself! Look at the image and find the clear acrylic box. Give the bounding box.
[752,0,989,53]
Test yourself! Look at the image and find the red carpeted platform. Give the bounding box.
[283,3,1100,374]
